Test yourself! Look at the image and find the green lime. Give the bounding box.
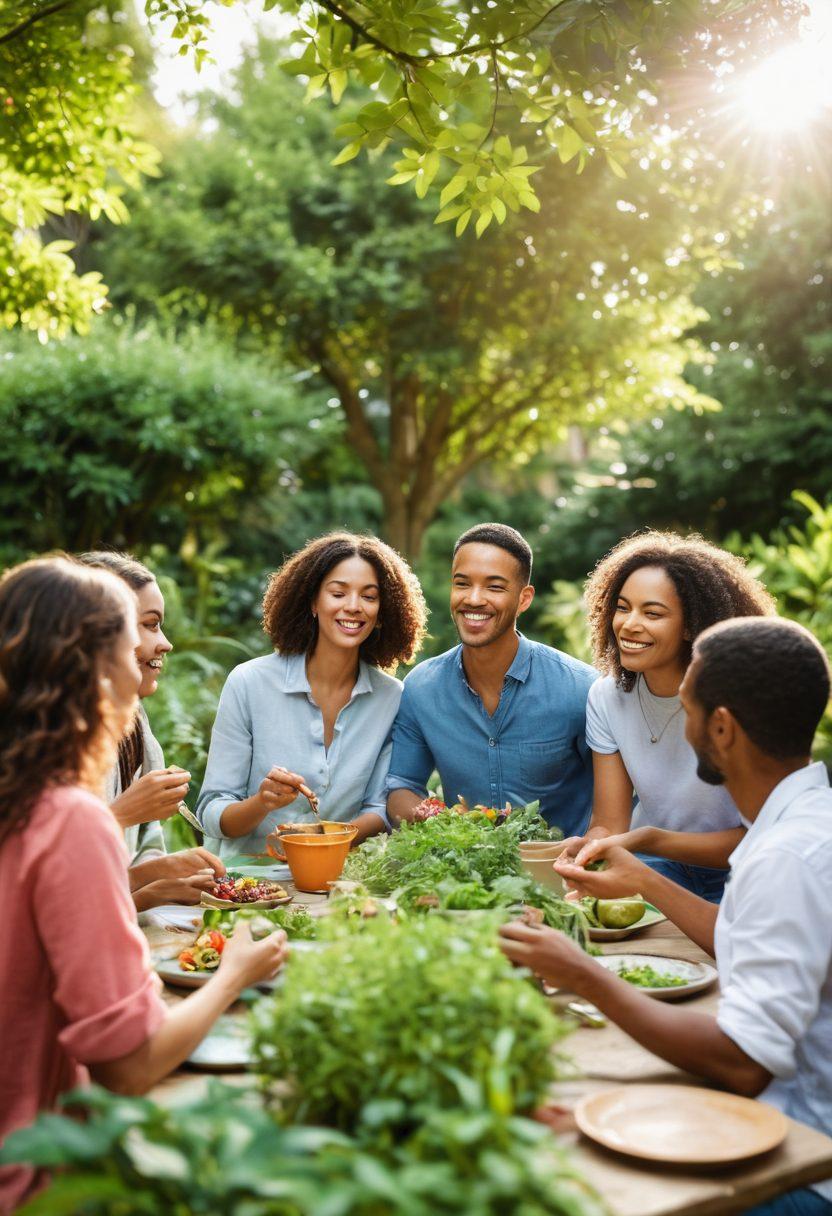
[596,897,645,929]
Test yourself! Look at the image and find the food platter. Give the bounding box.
[595,952,717,1000]
[588,902,667,942]
[200,873,292,910]
[575,1084,788,1165]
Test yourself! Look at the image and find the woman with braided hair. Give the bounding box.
[560,530,776,902]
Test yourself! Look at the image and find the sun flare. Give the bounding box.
[737,12,832,133]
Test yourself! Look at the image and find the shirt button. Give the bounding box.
[489,738,496,747]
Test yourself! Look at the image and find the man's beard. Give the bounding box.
[695,748,725,786]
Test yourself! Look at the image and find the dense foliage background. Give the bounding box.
[2,1,830,794]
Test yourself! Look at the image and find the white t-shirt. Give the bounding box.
[715,763,832,1200]
[585,674,742,835]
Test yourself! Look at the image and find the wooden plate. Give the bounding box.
[200,890,292,910]
[575,1085,788,1165]
[595,952,717,1000]
[589,903,667,942]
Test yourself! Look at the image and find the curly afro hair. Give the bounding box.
[585,530,776,690]
[262,532,427,670]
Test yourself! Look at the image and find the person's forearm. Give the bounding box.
[218,794,269,838]
[637,867,719,957]
[91,972,243,1095]
[351,811,387,843]
[587,802,632,836]
[574,966,768,1096]
[128,857,168,891]
[386,787,423,826]
[633,826,743,869]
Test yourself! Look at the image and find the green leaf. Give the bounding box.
[434,203,467,224]
[439,174,467,208]
[557,123,584,164]
[455,208,473,236]
[475,209,493,238]
[331,141,361,165]
[605,152,627,178]
[386,170,417,185]
[328,69,348,104]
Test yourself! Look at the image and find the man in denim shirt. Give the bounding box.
[386,523,596,835]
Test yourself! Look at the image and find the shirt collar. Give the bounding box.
[280,650,374,698]
[455,631,532,684]
[729,761,830,868]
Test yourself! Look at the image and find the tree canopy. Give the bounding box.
[95,47,740,557]
[1,0,802,336]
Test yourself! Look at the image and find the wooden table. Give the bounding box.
[144,901,832,1215]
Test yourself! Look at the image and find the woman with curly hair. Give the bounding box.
[196,532,427,858]
[0,556,286,1213]
[561,531,775,901]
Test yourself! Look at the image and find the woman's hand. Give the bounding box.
[111,766,191,828]
[558,824,611,863]
[554,844,653,900]
[499,920,593,991]
[157,848,225,879]
[568,827,652,868]
[131,870,219,911]
[255,766,316,816]
[217,921,288,990]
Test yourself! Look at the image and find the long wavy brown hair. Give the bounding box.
[0,556,135,845]
[585,531,776,691]
[263,533,427,669]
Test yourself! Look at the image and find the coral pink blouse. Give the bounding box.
[0,786,166,1213]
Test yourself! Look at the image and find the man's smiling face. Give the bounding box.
[450,542,533,649]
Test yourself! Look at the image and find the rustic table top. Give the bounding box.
[144,897,832,1216]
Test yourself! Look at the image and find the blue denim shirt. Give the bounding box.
[386,635,596,835]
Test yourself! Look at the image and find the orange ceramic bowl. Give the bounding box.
[266,820,356,862]
[277,829,356,893]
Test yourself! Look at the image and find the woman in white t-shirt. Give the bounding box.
[563,531,775,901]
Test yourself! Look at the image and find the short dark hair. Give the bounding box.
[585,531,776,691]
[262,532,427,669]
[78,550,155,592]
[690,617,831,760]
[453,523,533,584]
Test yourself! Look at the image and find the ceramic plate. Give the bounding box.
[155,958,282,992]
[186,1016,252,1072]
[588,903,667,942]
[575,1084,788,1164]
[595,952,717,1000]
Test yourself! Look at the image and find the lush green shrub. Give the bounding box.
[252,914,569,1136]
[1,1083,603,1216]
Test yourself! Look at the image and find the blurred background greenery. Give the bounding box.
[2,4,831,809]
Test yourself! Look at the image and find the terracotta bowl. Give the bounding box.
[266,820,356,862]
[278,829,356,893]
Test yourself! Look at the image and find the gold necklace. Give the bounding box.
[636,675,683,744]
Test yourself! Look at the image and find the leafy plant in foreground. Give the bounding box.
[251,914,570,1136]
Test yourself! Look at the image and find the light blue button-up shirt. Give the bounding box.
[386,634,596,835]
[196,652,402,858]
[715,761,832,1200]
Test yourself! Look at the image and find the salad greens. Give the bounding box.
[202,904,318,940]
[614,964,688,989]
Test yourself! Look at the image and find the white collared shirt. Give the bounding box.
[715,762,832,1199]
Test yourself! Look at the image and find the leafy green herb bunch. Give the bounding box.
[251,912,570,1137]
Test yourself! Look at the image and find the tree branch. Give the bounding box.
[0,0,78,46]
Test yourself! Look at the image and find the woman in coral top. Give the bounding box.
[0,556,287,1214]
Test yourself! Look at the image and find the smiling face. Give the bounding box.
[100,590,143,734]
[450,542,534,650]
[134,580,172,698]
[313,556,381,653]
[612,565,688,686]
